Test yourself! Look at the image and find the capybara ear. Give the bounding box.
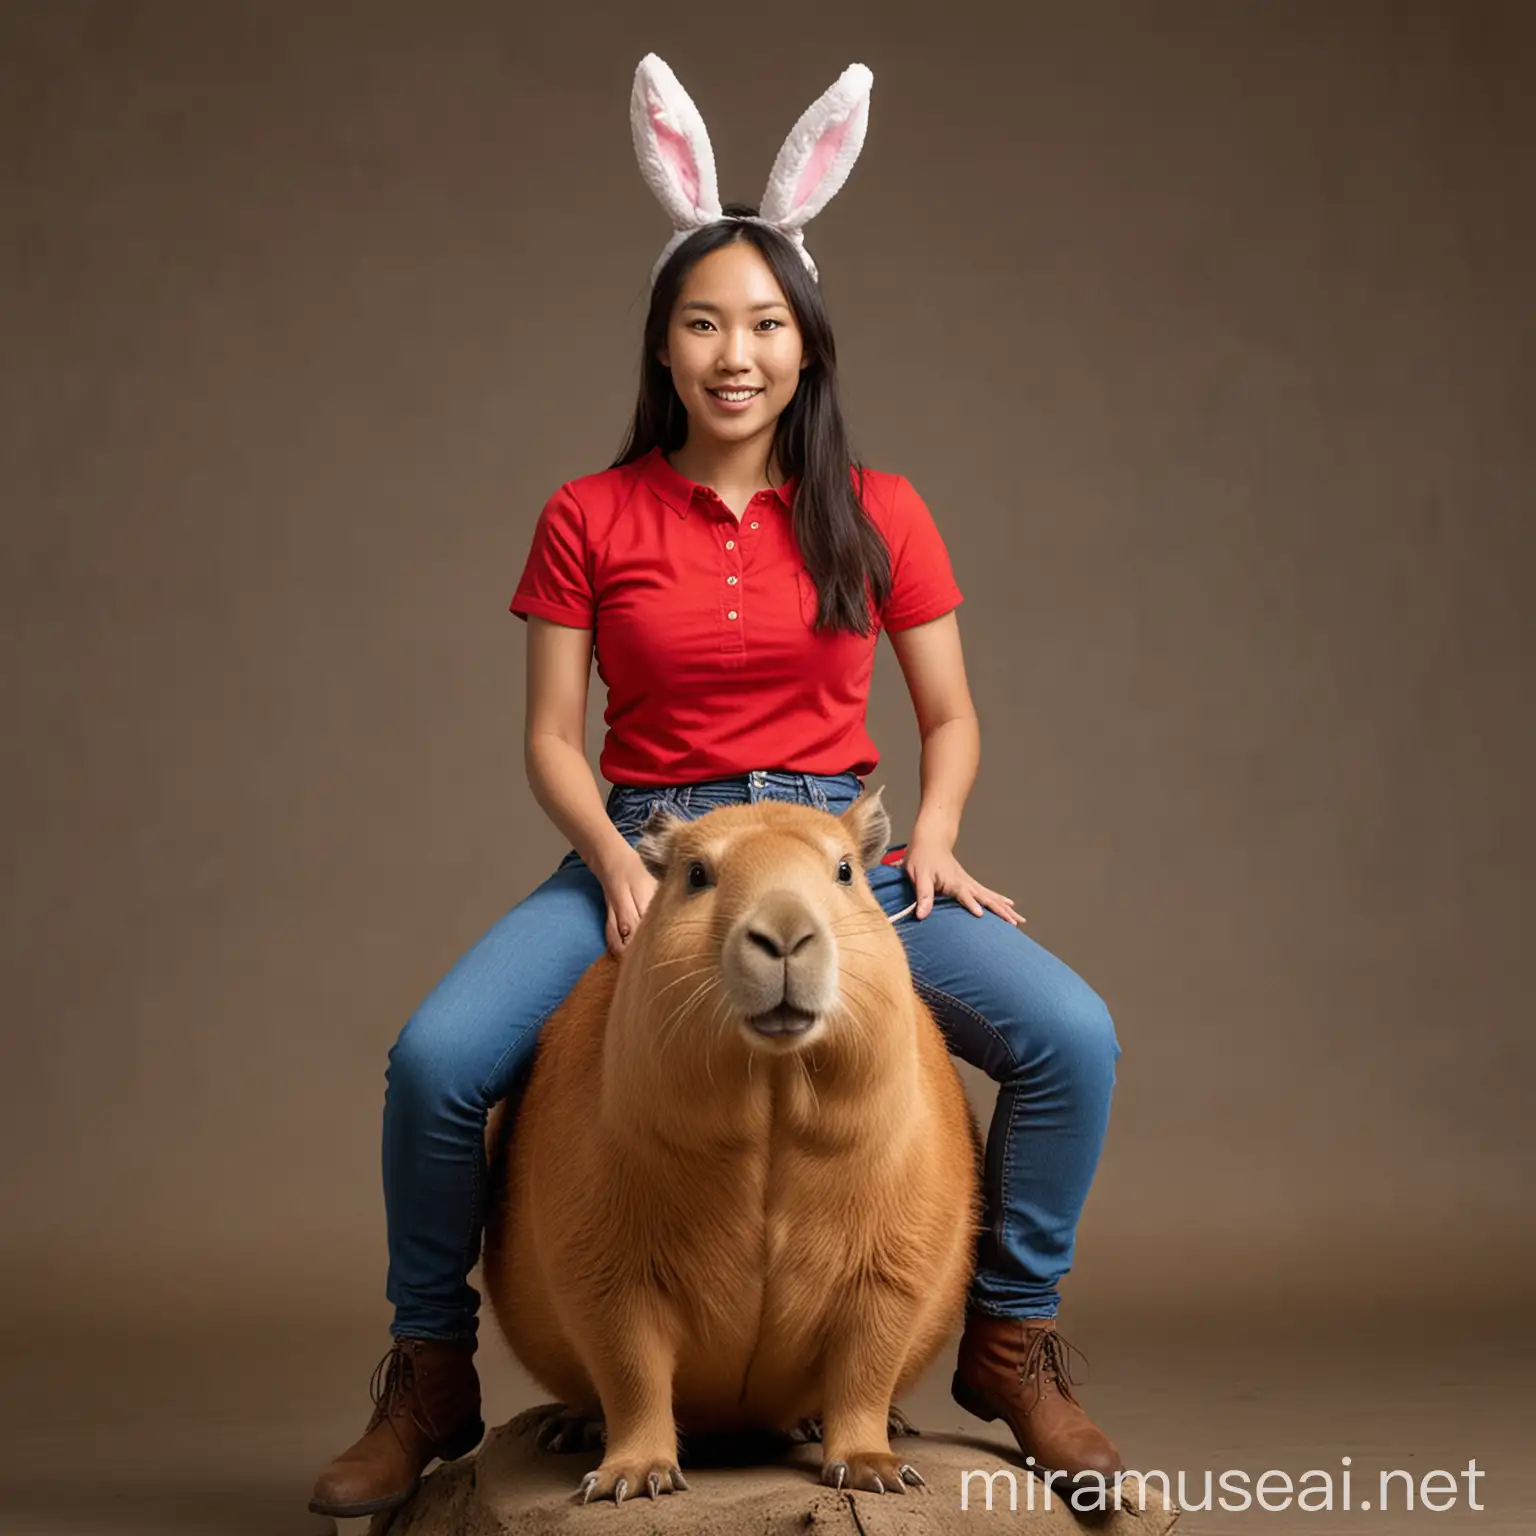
[841,784,892,871]
[636,807,685,879]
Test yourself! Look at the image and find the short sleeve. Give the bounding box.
[880,474,964,631]
[509,483,594,627]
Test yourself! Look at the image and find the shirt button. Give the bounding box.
[749,520,759,530]
[726,575,738,585]
[725,539,735,550]
[727,610,738,620]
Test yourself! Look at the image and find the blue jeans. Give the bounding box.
[383,769,1121,1339]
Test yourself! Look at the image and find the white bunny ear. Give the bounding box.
[630,54,723,234]
[758,62,873,231]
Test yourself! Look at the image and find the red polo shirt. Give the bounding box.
[509,445,963,786]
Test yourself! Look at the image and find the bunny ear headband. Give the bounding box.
[630,52,874,289]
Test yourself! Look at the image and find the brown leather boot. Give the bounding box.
[951,1313,1123,1489]
[309,1336,485,1518]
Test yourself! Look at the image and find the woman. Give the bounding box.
[310,61,1124,1524]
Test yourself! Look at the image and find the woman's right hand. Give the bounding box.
[597,844,657,958]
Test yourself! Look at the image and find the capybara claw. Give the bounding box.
[826,1453,910,1494]
[579,1460,687,1504]
[900,1463,927,1488]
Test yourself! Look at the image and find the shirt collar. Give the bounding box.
[637,445,798,520]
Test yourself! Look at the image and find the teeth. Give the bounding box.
[711,389,760,401]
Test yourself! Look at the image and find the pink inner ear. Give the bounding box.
[792,115,853,212]
[648,89,700,209]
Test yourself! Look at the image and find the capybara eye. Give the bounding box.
[837,859,854,884]
[687,861,712,890]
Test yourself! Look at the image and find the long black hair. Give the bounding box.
[610,204,892,636]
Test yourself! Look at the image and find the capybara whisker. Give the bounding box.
[794,1049,821,1117]
[645,961,717,991]
[659,977,722,1056]
[654,973,719,1044]
[648,973,720,1026]
[832,913,897,935]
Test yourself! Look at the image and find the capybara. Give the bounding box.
[480,787,981,1502]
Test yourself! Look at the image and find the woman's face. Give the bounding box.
[657,241,809,449]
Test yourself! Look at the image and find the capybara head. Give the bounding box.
[626,786,904,1060]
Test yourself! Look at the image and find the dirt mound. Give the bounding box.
[369,1403,1180,1535]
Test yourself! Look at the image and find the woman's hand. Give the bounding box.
[596,844,658,957]
[903,826,1023,926]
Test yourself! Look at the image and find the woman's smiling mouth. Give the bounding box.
[707,386,763,409]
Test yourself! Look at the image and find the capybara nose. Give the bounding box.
[745,922,817,960]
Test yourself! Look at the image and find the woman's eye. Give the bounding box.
[837,859,854,885]
[687,861,711,890]
[759,318,782,331]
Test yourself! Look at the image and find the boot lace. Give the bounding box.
[1019,1324,1090,1412]
[366,1340,418,1432]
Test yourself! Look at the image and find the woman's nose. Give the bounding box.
[718,329,752,367]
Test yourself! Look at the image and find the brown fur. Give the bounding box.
[481,788,981,1499]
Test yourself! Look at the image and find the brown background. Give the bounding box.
[1,2,1532,1531]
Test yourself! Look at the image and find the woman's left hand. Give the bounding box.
[903,829,1024,925]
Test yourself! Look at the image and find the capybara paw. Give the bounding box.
[821,1452,926,1494]
[578,1458,690,1505]
[534,1406,606,1454]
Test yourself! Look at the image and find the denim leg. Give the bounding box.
[865,858,1121,1320]
[382,853,612,1340]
